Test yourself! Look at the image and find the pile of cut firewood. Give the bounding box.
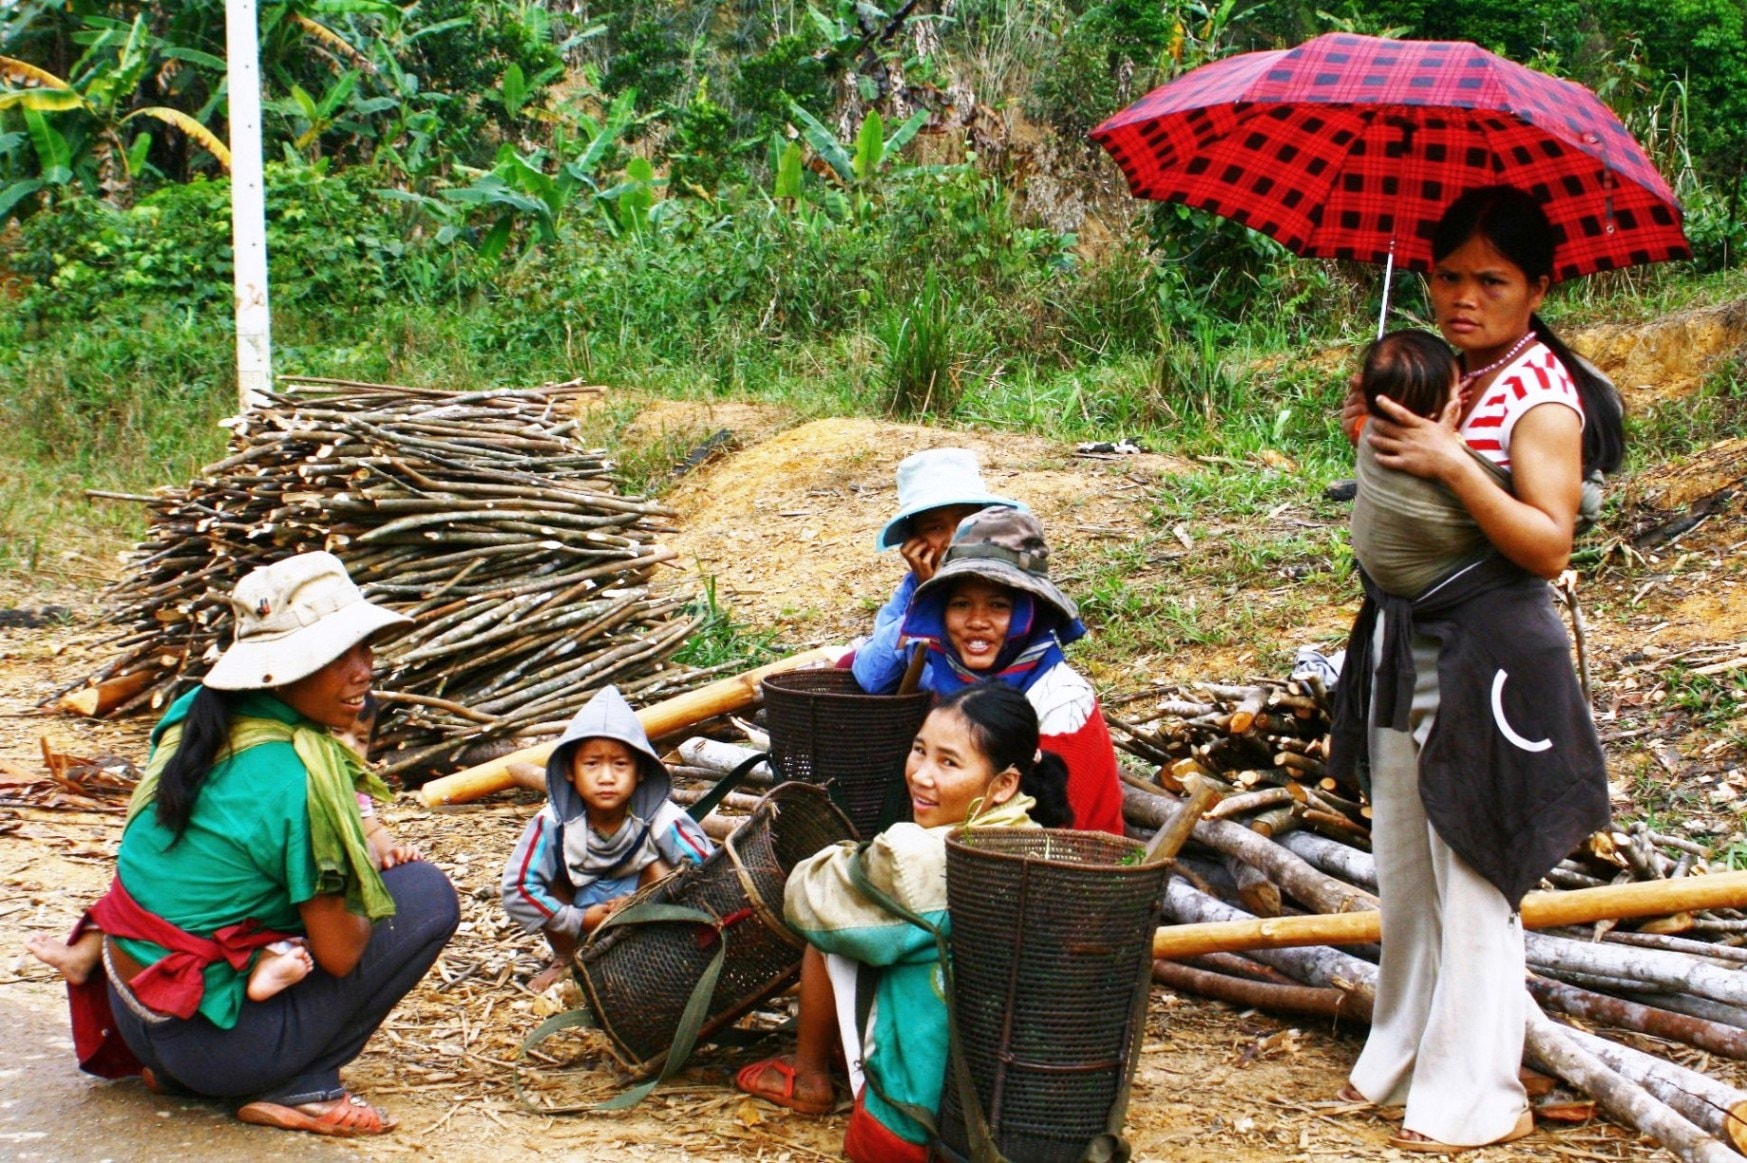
[1112,679,1747,1159]
[55,378,708,782]
[1107,677,1367,846]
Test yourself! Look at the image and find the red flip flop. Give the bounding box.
[236,1093,397,1137]
[734,1057,835,1116]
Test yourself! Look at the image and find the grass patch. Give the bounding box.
[1628,357,1747,463]
[673,575,781,670]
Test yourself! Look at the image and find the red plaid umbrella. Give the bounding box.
[1090,32,1689,282]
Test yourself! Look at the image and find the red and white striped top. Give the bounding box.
[1459,341,1585,469]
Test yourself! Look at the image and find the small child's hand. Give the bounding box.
[1342,372,1367,445]
[581,898,630,932]
[381,844,424,869]
[900,534,945,583]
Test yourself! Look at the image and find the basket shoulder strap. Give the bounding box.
[514,898,728,1115]
[845,847,1012,1163]
[686,752,769,823]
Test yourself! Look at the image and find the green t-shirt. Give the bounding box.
[116,692,321,1030]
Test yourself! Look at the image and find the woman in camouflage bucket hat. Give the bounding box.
[868,507,1124,835]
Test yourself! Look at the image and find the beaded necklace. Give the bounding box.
[1459,331,1535,389]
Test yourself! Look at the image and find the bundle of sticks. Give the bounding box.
[1113,694,1747,1158]
[1106,677,1369,847]
[57,377,709,783]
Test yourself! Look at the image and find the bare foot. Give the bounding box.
[248,940,314,1001]
[28,931,101,985]
[528,959,570,993]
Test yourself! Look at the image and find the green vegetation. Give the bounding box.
[4,0,1747,577]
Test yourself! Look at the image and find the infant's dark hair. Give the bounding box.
[1361,329,1460,419]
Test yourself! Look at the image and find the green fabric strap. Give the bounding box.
[844,845,1132,1163]
[129,716,395,921]
[844,844,1009,1163]
[514,898,729,1114]
[685,753,768,824]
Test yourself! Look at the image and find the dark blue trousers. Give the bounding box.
[110,860,459,1105]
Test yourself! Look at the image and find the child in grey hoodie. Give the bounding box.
[500,685,713,989]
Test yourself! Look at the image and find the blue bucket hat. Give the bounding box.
[875,448,1027,551]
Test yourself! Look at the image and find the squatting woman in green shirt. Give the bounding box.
[102,552,457,1137]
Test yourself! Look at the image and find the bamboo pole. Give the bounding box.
[1153,870,1747,960]
[417,645,846,806]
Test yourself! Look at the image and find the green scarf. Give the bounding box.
[129,715,396,921]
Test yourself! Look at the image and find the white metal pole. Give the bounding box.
[1376,240,1395,340]
[225,0,271,411]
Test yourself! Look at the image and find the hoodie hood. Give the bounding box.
[544,685,671,822]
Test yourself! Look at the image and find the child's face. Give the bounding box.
[911,504,982,559]
[570,737,641,818]
[905,707,1017,828]
[944,578,1014,671]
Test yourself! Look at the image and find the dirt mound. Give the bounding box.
[1573,299,1747,403]
[659,417,1193,641]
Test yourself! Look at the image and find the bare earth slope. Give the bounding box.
[4,351,1746,1159]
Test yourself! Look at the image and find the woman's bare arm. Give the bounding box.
[298,893,372,977]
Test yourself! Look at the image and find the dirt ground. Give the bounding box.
[4,379,1747,1159]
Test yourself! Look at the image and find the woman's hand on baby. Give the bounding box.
[900,535,944,582]
[1365,393,1468,483]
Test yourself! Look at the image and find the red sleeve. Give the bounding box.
[1040,702,1125,836]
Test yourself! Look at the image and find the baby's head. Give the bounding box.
[568,736,643,820]
[1361,329,1460,419]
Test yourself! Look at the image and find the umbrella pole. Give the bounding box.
[1376,241,1395,339]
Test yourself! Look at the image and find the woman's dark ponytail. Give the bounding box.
[1530,314,1626,475]
[1433,185,1627,476]
[153,686,239,838]
[934,684,1075,828]
[1020,751,1074,828]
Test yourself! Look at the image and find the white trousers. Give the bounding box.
[1348,613,1528,1145]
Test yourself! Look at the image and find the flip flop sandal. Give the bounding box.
[236,1093,397,1137]
[734,1057,835,1116]
[1389,1109,1534,1154]
[1334,1083,1370,1106]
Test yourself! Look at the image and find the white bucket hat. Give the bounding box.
[204,551,412,691]
[875,448,1027,551]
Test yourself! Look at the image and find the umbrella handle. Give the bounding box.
[1376,239,1395,339]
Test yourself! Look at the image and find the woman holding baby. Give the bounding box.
[1331,185,1620,1151]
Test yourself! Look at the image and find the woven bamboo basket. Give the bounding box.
[574,782,855,1077]
[761,668,932,839]
[934,829,1167,1162]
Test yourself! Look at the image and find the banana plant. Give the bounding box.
[784,99,928,221]
[0,13,228,221]
[267,70,398,158]
[435,89,638,259]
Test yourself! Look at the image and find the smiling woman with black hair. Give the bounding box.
[32,553,457,1138]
